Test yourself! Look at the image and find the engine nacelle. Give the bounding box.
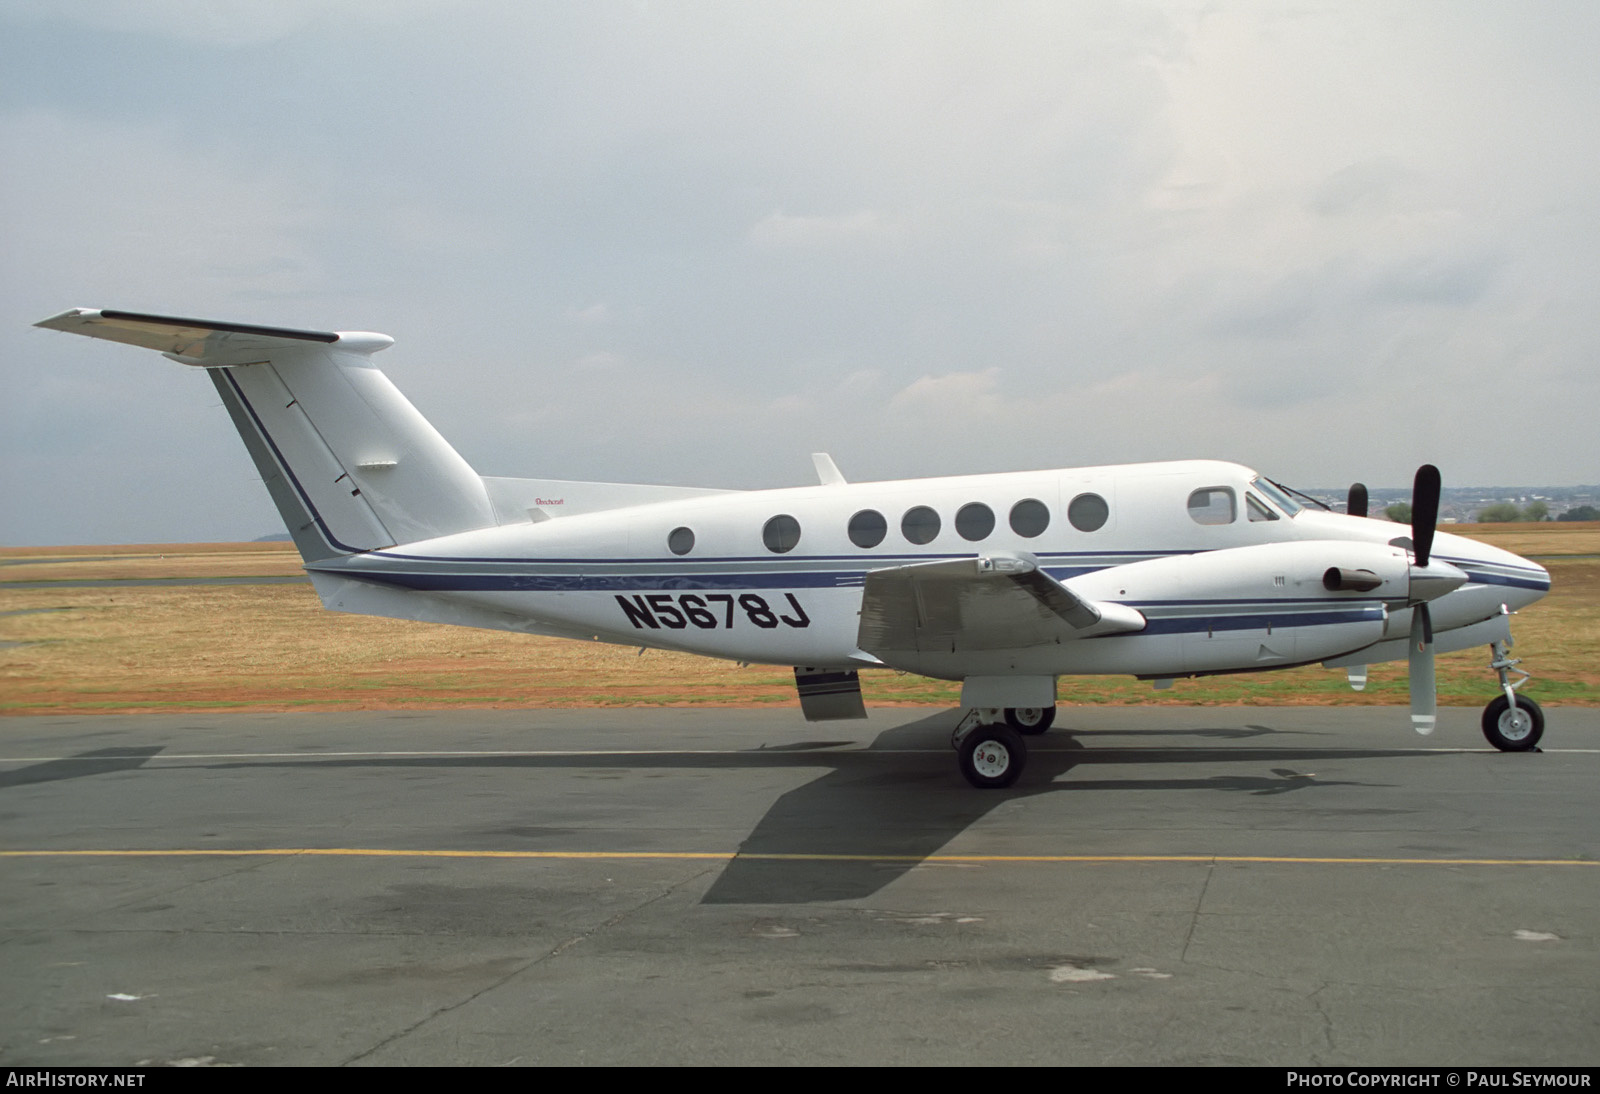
[1069,540,1406,673]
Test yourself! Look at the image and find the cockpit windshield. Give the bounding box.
[1251,477,1303,517]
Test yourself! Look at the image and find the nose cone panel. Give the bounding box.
[1430,531,1550,611]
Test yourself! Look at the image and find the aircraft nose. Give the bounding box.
[1505,552,1551,610]
[1528,557,1551,595]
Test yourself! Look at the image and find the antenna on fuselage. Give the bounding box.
[812,453,847,486]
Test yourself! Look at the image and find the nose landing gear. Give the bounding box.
[1482,637,1542,751]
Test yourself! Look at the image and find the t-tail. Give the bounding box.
[36,309,496,563]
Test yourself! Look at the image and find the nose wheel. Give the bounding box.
[1482,637,1543,751]
[1482,694,1543,751]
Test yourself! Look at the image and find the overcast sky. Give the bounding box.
[3,1,1596,546]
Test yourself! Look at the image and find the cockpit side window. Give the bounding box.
[1246,493,1279,522]
[1188,487,1236,525]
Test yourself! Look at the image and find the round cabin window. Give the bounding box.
[848,509,887,548]
[1009,498,1051,538]
[901,506,941,545]
[1068,493,1109,532]
[955,502,995,542]
[763,514,802,553]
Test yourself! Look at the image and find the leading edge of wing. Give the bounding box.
[857,551,1146,654]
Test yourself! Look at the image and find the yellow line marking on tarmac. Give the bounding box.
[0,849,1593,867]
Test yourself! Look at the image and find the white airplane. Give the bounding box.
[36,308,1552,787]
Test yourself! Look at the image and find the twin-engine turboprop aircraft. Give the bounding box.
[37,308,1552,787]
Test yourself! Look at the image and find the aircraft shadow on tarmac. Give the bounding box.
[4,718,1418,904]
[700,712,1385,903]
[0,746,166,789]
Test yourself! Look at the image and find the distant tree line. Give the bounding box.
[1385,501,1597,523]
[1477,501,1546,522]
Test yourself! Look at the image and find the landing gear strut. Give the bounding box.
[1482,638,1542,751]
[952,708,1026,789]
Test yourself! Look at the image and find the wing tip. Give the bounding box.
[34,308,101,331]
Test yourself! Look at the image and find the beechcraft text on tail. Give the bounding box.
[36,308,1552,787]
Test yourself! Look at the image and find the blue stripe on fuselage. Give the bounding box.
[1451,567,1550,592]
[339,568,1386,634]
[344,569,868,592]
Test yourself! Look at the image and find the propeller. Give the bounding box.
[1412,464,1439,568]
[1407,464,1443,734]
[1347,482,1369,519]
[1409,598,1436,734]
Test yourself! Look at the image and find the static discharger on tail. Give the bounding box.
[36,308,1552,788]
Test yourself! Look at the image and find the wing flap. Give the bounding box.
[857,551,1144,655]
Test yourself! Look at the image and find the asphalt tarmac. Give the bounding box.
[2,705,1596,1067]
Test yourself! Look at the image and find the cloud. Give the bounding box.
[0,0,446,48]
[0,111,333,312]
[1309,156,1414,219]
[888,368,1006,421]
[4,3,1600,543]
[748,209,906,251]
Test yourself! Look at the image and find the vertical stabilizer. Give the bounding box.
[36,309,497,560]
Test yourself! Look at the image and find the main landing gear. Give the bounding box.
[1481,638,1543,751]
[1004,706,1056,735]
[952,706,1058,788]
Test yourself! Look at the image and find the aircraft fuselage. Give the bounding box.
[306,458,1548,682]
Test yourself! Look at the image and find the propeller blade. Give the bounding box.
[1412,464,1440,567]
[1348,483,1369,519]
[1408,604,1436,735]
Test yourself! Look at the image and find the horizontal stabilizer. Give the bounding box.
[858,551,1145,655]
[35,308,392,366]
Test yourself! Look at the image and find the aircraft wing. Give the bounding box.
[857,551,1145,654]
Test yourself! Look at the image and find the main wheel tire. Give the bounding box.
[1482,695,1543,751]
[1004,706,1056,735]
[958,725,1027,789]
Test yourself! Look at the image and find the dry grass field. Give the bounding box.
[2,527,1595,716]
